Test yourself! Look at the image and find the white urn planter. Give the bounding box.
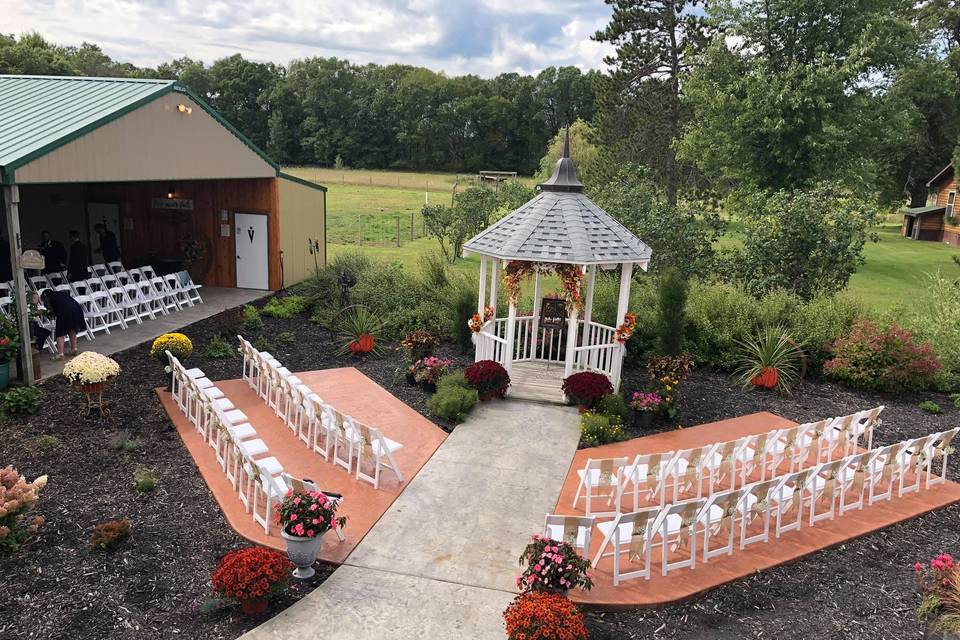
[281,529,325,579]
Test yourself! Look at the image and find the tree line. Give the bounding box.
[0,33,598,174]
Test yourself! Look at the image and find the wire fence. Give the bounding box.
[327,210,431,247]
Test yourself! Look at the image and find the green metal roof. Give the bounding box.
[902,206,946,216]
[0,74,283,183]
[279,171,328,192]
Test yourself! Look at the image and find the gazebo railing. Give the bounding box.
[490,316,565,363]
[475,323,508,365]
[574,322,623,388]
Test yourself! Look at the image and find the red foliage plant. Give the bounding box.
[824,320,941,392]
[503,591,588,640]
[561,371,613,408]
[465,360,511,400]
[211,546,292,603]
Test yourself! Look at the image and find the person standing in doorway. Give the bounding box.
[39,231,66,275]
[93,223,120,264]
[67,230,89,283]
[38,289,83,360]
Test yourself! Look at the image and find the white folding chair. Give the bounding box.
[165,273,194,307]
[150,276,181,313]
[308,394,335,461]
[621,451,674,510]
[738,478,783,548]
[88,264,109,278]
[838,451,872,515]
[73,294,106,337]
[140,265,159,280]
[700,487,748,562]
[670,444,721,501]
[572,457,628,517]
[107,260,126,274]
[28,275,48,291]
[543,514,595,559]
[137,278,168,317]
[772,466,823,537]
[899,434,939,497]
[868,442,907,505]
[281,473,347,542]
[590,507,659,586]
[927,428,959,489]
[807,459,847,526]
[90,290,127,331]
[177,270,203,304]
[650,498,705,576]
[346,418,405,489]
[123,283,156,321]
[252,459,288,534]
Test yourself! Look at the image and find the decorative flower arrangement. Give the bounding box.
[561,371,613,409]
[503,591,588,640]
[647,354,693,418]
[400,330,439,361]
[630,390,662,412]
[915,553,960,634]
[275,489,346,538]
[468,305,495,333]
[149,332,193,361]
[614,312,637,344]
[212,546,292,612]
[517,535,593,593]
[63,351,121,386]
[503,261,584,311]
[410,356,453,388]
[464,360,511,400]
[0,315,21,364]
[0,466,47,554]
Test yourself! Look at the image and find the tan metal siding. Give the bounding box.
[15,94,275,184]
[277,176,325,286]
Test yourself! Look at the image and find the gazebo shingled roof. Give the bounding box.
[463,128,651,265]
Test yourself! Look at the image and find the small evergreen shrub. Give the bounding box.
[89,518,131,550]
[262,295,311,318]
[252,334,273,353]
[594,393,629,423]
[309,306,337,329]
[656,267,688,356]
[205,334,235,359]
[110,431,141,452]
[824,320,941,392]
[919,400,942,414]
[464,360,511,400]
[437,371,470,391]
[33,435,60,452]
[952,393,960,409]
[276,331,296,347]
[240,305,263,332]
[1,386,42,416]
[427,383,478,423]
[133,468,156,492]
[579,411,626,447]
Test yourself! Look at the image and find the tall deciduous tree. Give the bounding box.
[593,0,711,204]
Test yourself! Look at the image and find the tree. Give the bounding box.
[590,165,724,276]
[656,267,689,355]
[422,187,498,263]
[593,0,711,204]
[725,184,880,300]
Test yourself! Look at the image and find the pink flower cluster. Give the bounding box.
[516,534,594,593]
[0,465,47,552]
[630,391,662,412]
[275,489,346,539]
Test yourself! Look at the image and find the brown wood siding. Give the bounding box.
[82,178,278,288]
[935,180,958,206]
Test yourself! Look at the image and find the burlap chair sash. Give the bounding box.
[629,513,653,562]
[598,459,616,487]
[671,503,700,551]
[681,449,704,491]
[645,454,664,496]
[562,520,580,547]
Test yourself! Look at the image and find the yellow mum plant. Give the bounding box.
[149,333,193,360]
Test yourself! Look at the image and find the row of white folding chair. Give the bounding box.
[573,426,957,585]
[238,335,406,490]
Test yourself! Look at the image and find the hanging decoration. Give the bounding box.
[503,261,584,312]
[468,305,495,333]
[614,312,637,344]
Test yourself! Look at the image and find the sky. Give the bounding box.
[4,0,616,77]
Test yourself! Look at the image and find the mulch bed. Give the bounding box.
[1,296,957,639]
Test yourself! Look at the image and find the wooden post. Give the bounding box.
[477,255,488,314]
[581,264,597,369]
[504,298,517,375]
[3,185,34,384]
[531,270,542,360]
[396,216,401,247]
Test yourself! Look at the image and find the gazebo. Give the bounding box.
[463,130,651,402]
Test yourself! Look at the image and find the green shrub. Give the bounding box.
[579,411,626,447]
[310,306,337,329]
[952,393,960,409]
[446,278,476,351]
[350,262,429,340]
[437,371,470,391]
[133,467,156,492]
[824,320,941,392]
[919,400,942,414]
[907,274,960,390]
[656,267,688,356]
[89,518,131,550]
[792,295,862,368]
[295,269,338,306]
[253,335,273,353]
[419,253,450,290]
[329,251,372,281]
[685,282,758,369]
[110,431,141,452]
[276,331,296,347]
[1,386,42,416]
[594,394,629,423]
[240,305,263,332]
[33,435,60,452]
[262,295,311,318]
[205,334,235,359]
[427,384,478,423]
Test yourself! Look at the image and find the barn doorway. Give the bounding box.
[235,212,269,289]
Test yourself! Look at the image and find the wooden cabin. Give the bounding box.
[903,164,960,246]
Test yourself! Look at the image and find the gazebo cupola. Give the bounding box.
[463,129,651,402]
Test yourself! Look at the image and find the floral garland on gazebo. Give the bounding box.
[503,261,584,311]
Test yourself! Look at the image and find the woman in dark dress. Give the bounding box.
[38,290,85,360]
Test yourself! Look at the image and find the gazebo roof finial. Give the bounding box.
[538,125,583,193]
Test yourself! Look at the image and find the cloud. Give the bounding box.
[3,0,615,76]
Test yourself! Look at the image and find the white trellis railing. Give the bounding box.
[474,322,508,365]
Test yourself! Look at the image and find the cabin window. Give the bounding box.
[948,191,956,219]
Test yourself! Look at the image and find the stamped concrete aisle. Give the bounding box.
[240,399,581,640]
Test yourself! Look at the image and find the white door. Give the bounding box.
[235,213,269,289]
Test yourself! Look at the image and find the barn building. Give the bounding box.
[901,163,960,245]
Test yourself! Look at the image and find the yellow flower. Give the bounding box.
[150,333,193,359]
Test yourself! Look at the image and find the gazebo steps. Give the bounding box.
[508,361,566,405]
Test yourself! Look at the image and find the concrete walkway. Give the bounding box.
[240,399,581,640]
[34,286,268,380]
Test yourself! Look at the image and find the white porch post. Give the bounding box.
[504,297,517,375]
[613,262,634,391]
[477,254,487,314]
[488,258,499,314]
[3,185,34,384]
[580,264,596,369]
[563,301,579,378]
[530,270,542,360]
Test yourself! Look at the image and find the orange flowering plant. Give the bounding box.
[614,312,636,344]
[503,262,584,311]
[211,546,292,604]
[503,591,588,640]
[468,305,495,333]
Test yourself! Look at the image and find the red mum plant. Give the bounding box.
[915,553,960,634]
[465,360,511,400]
[503,591,588,640]
[211,546,292,612]
[562,371,613,409]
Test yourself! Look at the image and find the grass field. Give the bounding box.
[296,167,960,312]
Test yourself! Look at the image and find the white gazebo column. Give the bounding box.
[613,262,634,391]
[504,296,517,375]
[477,254,488,314]
[563,301,580,378]
[488,258,499,313]
[580,264,597,369]
[530,270,542,360]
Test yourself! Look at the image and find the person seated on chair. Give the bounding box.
[93,223,120,264]
[67,230,89,283]
[39,231,66,275]
[37,290,83,360]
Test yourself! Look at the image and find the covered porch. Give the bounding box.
[464,130,651,403]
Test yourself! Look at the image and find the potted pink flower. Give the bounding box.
[629,390,662,430]
[275,489,346,579]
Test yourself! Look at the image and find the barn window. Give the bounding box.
[948,191,956,218]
